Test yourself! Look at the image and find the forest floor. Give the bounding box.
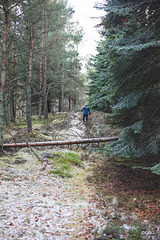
[0,111,160,239]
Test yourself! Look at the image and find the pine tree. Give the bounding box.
[0,0,84,152]
[0,0,9,152]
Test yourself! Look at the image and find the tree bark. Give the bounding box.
[44,17,49,119]
[69,96,71,111]
[60,62,65,112]
[58,95,62,112]
[38,14,44,121]
[0,0,9,153]
[26,0,35,132]
[4,51,9,126]
[4,99,10,126]
[61,81,64,112]
[10,33,16,122]
[3,137,119,148]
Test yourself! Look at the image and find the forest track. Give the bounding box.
[0,162,105,240]
[0,111,113,239]
[0,111,159,239]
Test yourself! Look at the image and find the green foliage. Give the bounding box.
[96,223,145,240]
[0,0,84,131]
[106,134,159,158]
[127,228,145,240]
[96,223,123,239]
[88,0,160,159]
[150,161,160,174]
[122,121,143,134]
[50,152,81,178]
[113,92,144,111]
[134,162,160,175]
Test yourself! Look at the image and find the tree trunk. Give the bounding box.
[4,100,9,126]
[38,15,44,121]
[59,95,62,112]
[4,50,9,126]
[26,81,32,131]
[26,0,35,132]
[3,137,119,148]
[10,99,15,122]
[61,81,64,112]
[44,17,49,119]
[10,33,16,122]
[0,0,9,153]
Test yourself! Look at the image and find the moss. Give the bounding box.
[49,151,81,178]
[0,155,27,166]
[50,169,72,178]
[0,156,12,164]
[96,224,145,240]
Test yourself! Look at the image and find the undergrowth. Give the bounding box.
[50,152,81,178]
[95,223,146,240]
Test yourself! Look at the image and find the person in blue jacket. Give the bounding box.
[81,103,91,123]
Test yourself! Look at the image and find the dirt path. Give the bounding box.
[0,164,104,239]
[0,112,107,240]
[0,111,159,239]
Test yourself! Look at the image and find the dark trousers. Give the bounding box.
[83,114,88,122]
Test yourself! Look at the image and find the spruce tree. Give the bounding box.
[89,0,160,157]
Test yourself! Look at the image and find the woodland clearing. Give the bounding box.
[0,111,159,240]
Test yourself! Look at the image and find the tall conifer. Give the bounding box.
[89,0,160,157]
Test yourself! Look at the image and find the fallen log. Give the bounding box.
[3,137,119,148]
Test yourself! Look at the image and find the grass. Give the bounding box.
[95,224,145,240]
[49,151,81,178]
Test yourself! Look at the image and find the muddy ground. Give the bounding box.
[0,111,159,239]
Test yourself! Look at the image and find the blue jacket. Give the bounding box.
[81,106,90,115]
